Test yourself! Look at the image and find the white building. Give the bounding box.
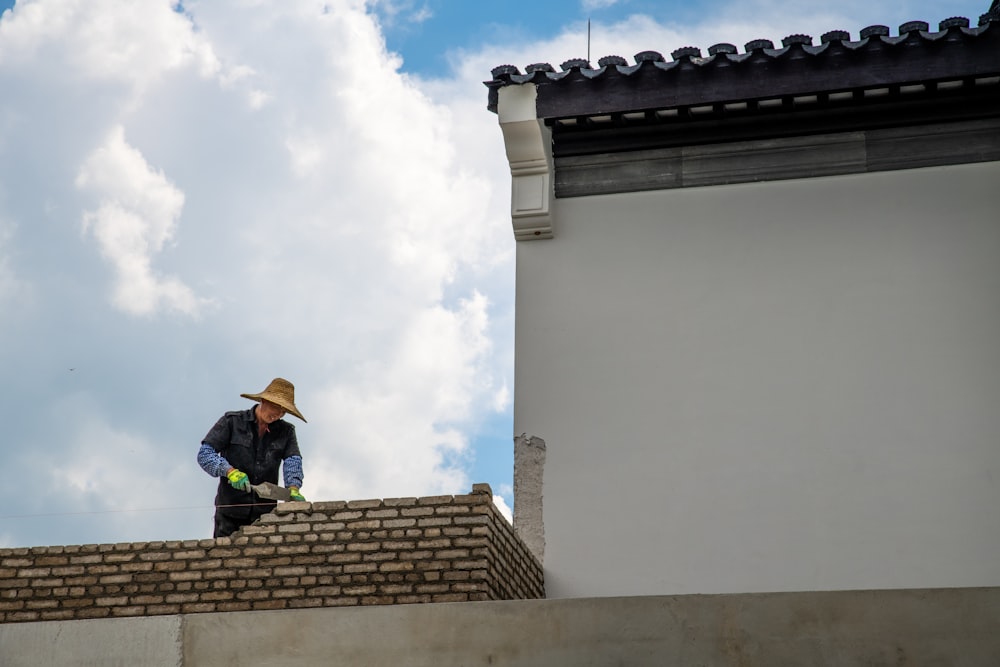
[489,10,1000,599]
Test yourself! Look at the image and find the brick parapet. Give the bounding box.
[0,484,543,624]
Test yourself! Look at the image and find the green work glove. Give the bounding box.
[289,486,306,502]
[226,468,250,491]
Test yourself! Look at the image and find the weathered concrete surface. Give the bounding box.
[513,433,546,563]
[0,615,182,667]
[2,588,998,666]
[182,588,1000,666]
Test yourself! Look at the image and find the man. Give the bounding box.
[197,377,307,537]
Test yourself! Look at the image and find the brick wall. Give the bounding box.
[0,483,543,624]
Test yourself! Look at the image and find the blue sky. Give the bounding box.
[0,0,991,548]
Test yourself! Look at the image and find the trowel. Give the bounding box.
[250,481,293,502]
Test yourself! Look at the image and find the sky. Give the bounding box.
[0,0,990,548]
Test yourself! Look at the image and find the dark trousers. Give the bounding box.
[213,505,272,538]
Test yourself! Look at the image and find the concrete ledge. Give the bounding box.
[3,587,998,666]
[0,615,182,667]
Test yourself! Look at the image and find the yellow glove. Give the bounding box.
[289,486,306,502]
[226,468,250,491]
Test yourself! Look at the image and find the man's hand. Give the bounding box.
[289,486,306,502]
[226,468,250,491]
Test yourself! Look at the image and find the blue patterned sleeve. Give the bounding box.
[197,442,233,478]
[283,455,303,489]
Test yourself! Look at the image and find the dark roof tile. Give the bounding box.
[707,43,737,55]
[484,12,999,115]
[671,46,701,60]
[820,30,851,44]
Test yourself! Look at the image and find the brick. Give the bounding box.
[182,603,218,613]
[244,546,277,557]
[189,559,223,571]
[271,588,304,599]
[17,567,51,578]
[31,578,64,588]
[361,596,395,605]
[95,596,128,607]
[400,507,434,517]
[208,547,241,558]
[253,599,287,610]
[277,523,310,534]
[8,611,40,622]
[434,505,472,515]
[379,562,415,573]
[35,556,70,567]
[147,604,182,615]
[288,598,324,609]
[396,594,432,604]
[346,499,383,510]
[310,501,347,511]
[277,545,312,556]
[25,599,59,610]
[416,517,451,528]
[416,495,453,505]
[236,589,271,601]
[324,597,359,607]
[132,595,166,605]
[111,606,147,617]
[417,539,451,549]
[342,562,378,575]
[69,554,102,565]
[104,553,137,563]
[138,552,172,562]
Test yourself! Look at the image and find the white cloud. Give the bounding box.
[582,0,621,11]
[76,125,203,316]
[0,218,31,310]
[493,494,513,524]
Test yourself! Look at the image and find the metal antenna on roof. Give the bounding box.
[587,19,591,63]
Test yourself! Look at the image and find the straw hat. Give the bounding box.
[241,377,306,422]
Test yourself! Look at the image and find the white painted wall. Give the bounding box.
[514,161,1000,598]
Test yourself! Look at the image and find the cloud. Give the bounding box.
[493,494,513,524]
[581,0,621,11]
[76,125,203,316]
[0,218,31,310]
[369,0,433,28]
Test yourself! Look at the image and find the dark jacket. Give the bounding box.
[202,407,301,518]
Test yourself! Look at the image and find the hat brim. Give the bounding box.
[241,392,307,422]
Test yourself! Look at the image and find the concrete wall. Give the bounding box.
[514,160,1000,597]
[0,484,542,624]
[3,587,997,666]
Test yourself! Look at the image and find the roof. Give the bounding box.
[484,9,1000,140]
